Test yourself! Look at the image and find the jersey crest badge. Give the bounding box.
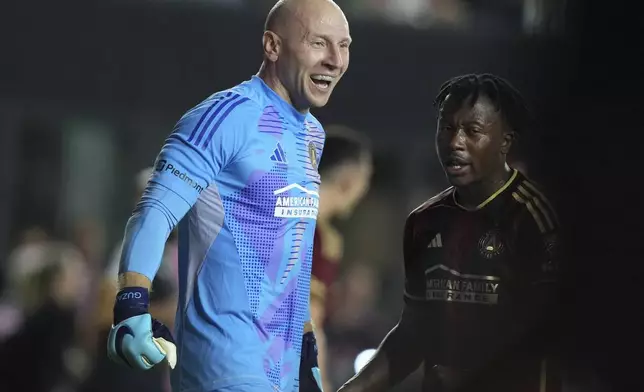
[478,230,505,259]
[308,141,318,169]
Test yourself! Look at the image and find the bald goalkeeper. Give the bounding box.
[105,1,352,392]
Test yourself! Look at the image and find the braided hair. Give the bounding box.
[433,73,532,134]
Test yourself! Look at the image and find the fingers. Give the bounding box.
[107,314,168,370]
[153,337,177,369]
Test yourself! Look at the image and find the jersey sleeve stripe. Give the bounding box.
[187,92,233,143]
[512,191,548,234]
[517,185,556,231]
[522,180,559,225]
[193,93,240,147]
[202,97,251,149]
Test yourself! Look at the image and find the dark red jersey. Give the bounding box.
[311,226,341,307]
[403,170,562,392]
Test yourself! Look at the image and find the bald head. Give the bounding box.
[265,0,345,36]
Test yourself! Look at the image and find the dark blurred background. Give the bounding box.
[0,0,640,391]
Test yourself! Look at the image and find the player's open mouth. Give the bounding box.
[444,159,471,175]
[310,75,333,90]
[445,164,470,175]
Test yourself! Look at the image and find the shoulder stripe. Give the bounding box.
[195,93,243,148]
[518,181,559,225]
[512,191,549,234]
[522,180,559,224]
[517,185,556,230]
[193,93,240,147]
[202,96,251,149]
[187,92,233,143]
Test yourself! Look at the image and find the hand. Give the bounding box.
[106,287,176,370]
[299,331,324,392]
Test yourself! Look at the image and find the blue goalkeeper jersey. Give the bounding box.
[118,76,325,392]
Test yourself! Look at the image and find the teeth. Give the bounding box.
[311,75,333,82]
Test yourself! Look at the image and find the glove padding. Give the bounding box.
[106,287,176,370]
[299,331,323,392]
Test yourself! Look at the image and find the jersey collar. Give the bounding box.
[452,169,519,212]
[251,76,309,128]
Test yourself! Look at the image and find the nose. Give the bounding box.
[323,44,344,71]
[448,128,466,151]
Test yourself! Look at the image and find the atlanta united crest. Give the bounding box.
[308,141,318,169]
[478,230,505,259]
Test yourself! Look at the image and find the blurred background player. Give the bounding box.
[106,1,351,392]
[337,73,563,392]
[0,241,91,392]
[300,125,373,392]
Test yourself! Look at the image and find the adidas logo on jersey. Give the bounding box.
[270,143,288,164]
[427,233,443,248]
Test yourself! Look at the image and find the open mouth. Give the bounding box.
[310,75,333,90]
[444,158,471,175]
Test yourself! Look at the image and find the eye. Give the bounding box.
[312,40,325,48]
[340,42,350,49]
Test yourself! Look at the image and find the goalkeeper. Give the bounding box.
[106,1,352,391]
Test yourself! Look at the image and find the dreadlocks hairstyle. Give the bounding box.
[433,73,532,134]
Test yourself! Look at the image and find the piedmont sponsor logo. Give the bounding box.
[155,159,204,194]
[424,264,500,305]
[273,183,319,219]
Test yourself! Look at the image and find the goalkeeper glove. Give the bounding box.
[107,287,176,370]
[299,331,324,392]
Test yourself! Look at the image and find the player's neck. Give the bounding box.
[456,166,513,209]
[257,64,309,114]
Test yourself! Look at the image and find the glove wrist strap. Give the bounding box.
[114,287,149,325]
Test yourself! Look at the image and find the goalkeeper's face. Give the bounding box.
[276,0,351,111]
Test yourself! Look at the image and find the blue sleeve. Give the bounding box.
[119,97,261,281]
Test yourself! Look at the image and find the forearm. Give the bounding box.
[338,323,423,392]
[118,183,187,287]
[118,201,176,282]
[118,272,152,290]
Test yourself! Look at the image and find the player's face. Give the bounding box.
[278,5,351,110]
[436,94,512,188]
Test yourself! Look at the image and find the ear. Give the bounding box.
[263,31,281,62]
[501,130,514,155]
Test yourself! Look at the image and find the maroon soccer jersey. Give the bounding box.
[403,170,562,392]
[311,226,341,307]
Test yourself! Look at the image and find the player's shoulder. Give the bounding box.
[408,187,455,222]
[178,80,264,127]
[509,171,559,234]
[305,115,325,134]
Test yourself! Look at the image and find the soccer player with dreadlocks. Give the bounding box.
[336,74,563,392]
